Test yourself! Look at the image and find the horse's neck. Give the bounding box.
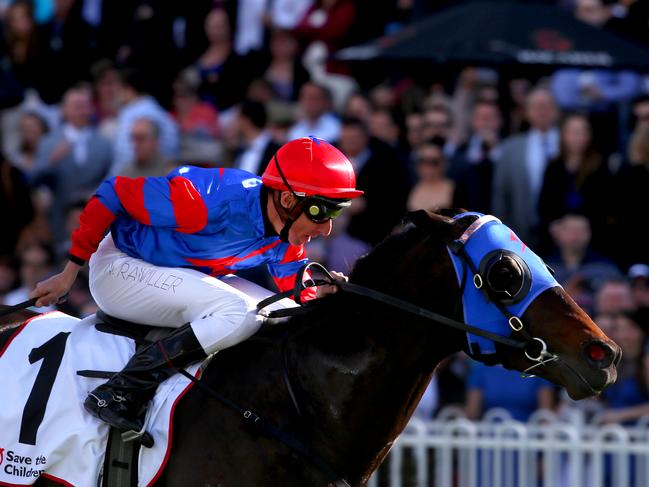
[0,308,38,330]
[291,301,461,484]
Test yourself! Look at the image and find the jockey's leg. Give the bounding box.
[83,235,263,441]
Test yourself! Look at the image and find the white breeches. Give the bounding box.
[89,235,263,355]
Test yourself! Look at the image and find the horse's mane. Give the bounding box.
[258,212,460,340]
[351,209,464,284]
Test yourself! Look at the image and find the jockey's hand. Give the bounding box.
[316,271,348,298]
[29,261,81,307]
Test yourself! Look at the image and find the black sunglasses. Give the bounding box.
[301,196,351,223]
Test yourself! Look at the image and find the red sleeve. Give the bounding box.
[69,196,117,262]
[269,244,317,302]
[68,172,209,263]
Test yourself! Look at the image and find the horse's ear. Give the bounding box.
[407,209,455,234]
[407,209,434,228]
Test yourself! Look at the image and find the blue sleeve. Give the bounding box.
[467,362,486,390]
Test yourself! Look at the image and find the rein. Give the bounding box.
[258,262,530,352]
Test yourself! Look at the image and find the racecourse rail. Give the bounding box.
[368,407,649,487]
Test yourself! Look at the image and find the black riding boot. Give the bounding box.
[84,324,206,444]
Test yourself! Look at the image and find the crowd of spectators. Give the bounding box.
[1,0,649,427]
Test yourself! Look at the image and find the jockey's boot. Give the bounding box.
[83,323,206,444]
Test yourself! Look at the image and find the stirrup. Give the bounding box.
[121,428,154,448]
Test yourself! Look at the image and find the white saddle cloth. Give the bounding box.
[0,275,296,486]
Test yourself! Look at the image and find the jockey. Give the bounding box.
[30,136,363,440]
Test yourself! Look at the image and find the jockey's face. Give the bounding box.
[287,213,333,246]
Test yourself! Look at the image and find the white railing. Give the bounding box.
[368,408,649,487]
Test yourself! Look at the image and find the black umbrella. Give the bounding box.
[336,0,649,70]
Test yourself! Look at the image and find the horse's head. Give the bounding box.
[408,209,619,399]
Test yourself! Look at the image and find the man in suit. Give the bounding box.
[327,117,411,271]
[451,100,503,214]
[491,87,560,247]
[31,85,112,248]
[233,99,280,176]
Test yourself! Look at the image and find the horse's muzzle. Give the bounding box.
[582,339,621,370]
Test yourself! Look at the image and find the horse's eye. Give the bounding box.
[487,258,523,298]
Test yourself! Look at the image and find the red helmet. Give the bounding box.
[262,137,363,199]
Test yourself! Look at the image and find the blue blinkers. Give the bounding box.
[447,213,561,358]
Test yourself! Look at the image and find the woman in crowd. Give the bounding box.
[262,29,310,103]
[537,113,609,253]
[610,126,649,269]
[407,138,454,211]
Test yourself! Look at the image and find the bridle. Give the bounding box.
[258,215,560,376]
[446,214,560,375]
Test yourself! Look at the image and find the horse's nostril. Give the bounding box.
[587,343,608,362]
[584,341,615,369]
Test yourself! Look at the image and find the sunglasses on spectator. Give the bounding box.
[418,157,444,165]
[424,122,450,129]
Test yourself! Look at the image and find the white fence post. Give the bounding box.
[367,408,649,487]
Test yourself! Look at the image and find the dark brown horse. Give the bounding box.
[0,210,619,486]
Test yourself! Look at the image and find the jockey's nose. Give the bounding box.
[583,340,619,369]
[320,219,333,236]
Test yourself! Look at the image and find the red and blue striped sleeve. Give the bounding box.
[268,244,317,301]
[70,174,209,263]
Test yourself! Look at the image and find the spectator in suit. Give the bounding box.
[287,81,341,142]
[492,87,560,247]
[111,68,179,176]
[30,85,112,246]
[118,119,173,179]
[233,100,280,176]
[326,117,410,272]
[451,100,503,214]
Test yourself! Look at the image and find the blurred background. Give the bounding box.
[0,0,648,485]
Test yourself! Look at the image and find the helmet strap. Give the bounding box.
[280,219,294,243]
[271,190,302,243]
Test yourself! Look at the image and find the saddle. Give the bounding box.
[82,311,193,487]
[95,310,175,346]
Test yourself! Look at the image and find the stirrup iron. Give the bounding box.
[121,428,154,448]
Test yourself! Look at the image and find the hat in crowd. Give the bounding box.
[628,263,649,280]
